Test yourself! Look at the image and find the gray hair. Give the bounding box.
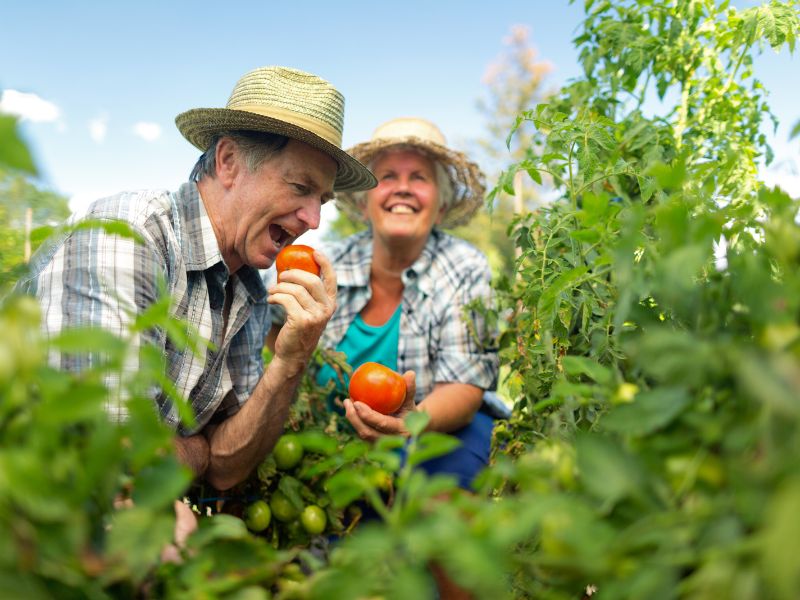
[189,130,290,182]
[350,145,454,214]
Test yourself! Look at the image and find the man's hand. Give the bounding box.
[267,249,336,371]
[204,250,336,491]
[160,500,199,564]
[344,371,417,442]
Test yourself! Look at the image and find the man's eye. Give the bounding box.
[293,183,309,194]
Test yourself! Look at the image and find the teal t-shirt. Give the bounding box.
[316,305,402,409]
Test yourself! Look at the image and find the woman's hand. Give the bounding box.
[344,370,417,442]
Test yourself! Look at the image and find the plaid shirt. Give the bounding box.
[319,229,499,402]
[18,182,269,435]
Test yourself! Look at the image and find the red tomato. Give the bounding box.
[276,244,320,276]
[348,362,407,415]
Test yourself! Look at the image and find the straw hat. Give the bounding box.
[175,66,376,192]
[335,117,486,228]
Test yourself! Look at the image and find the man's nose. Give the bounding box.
[297,199,321,230]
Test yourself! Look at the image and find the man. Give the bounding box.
[18,66,376,491]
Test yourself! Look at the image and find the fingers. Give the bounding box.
[313,250,338,303]
[344,398,408,442]
[271,249,336,306]
[267,251,336,360]
[401,371,417,412]
[173,500,198,547]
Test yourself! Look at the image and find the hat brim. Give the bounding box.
[175,108,376,192]
[335,136,486,229]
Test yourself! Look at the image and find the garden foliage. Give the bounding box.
[2,1,800,598]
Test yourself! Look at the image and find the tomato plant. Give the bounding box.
[275,244,320,276]
[272,434,304,470]
[348,362,406,415]
[300,504,327,535]
[244,499,272,532]
[269,490,300,523]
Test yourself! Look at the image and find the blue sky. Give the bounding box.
[2,1,798,244]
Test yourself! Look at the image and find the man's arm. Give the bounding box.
[203,251,336,491]
[173,435,210,478]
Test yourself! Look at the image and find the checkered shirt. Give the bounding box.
[17,182,269,434]
[319,229,499,402]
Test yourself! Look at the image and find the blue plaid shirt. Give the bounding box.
[18,182,270,434]
[319,229,499,403]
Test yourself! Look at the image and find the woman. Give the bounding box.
[316,117,506,489]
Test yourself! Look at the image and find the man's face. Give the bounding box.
[226,138,336,271]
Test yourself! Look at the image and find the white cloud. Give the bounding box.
[132,121,161,142]
[88,114,108,143]
[0,89,61,122]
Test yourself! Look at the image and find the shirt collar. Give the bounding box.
[174,182,266,303]
[174,182,224,272]
[334,228,441,297]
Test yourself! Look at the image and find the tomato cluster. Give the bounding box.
[239,432,334,547]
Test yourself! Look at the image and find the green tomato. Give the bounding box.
[300,505,327,535]
[273,434,304,470]
[270,491,300,523]
[244,500,271,532]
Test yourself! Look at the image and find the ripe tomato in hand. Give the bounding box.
[348,362,407,415]
[275,244,320,276]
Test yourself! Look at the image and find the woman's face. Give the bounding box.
[364,149,443,247]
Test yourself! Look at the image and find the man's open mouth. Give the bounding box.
[269,224,295,249]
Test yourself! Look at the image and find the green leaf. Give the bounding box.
[297,430,338,455]
[406,432,462,468]
[187,513,251,548]
[602,387,690,436]
[131,458,192,508]
[277,475,306,511]
[761,478,800,599]
[561,355,613,385]
[538,266,590,331]
[325,469,369,508]
[71,218,146,243]
[106,507,173,583]
[790,120,800,141]
[51,326,127,355]
[0,572,51,600]
[404,411,430,437]
[0,114,37,174]
[576,433,641,508]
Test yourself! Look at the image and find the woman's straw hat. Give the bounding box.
[175,66,376,192]
[335,117,486,228]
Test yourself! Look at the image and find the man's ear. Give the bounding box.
[215,137,239,188]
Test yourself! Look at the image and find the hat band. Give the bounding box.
[231,104,342,147]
